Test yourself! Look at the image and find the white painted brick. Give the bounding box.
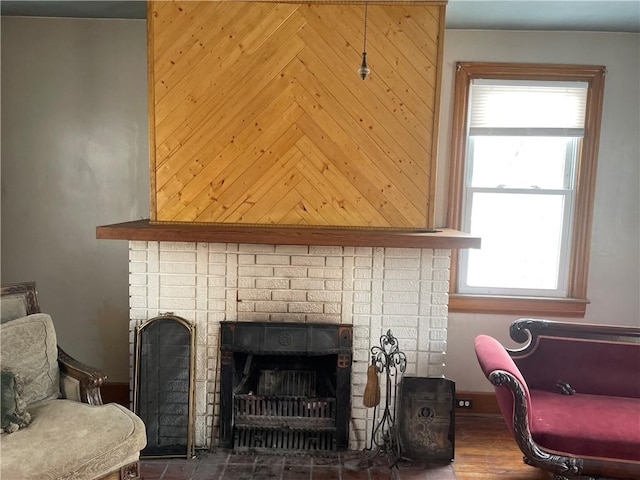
[384,257,420,269]
[430,340,447,353]
[237,302,255,312]
[160,242,196,251]
[430,317,448,329]
[255,301,288,313]
[324,303,341,314]
[209,264,227,276]
[430,329,447,341]
[159,263,196,274]
[354,268,372,279]
[309,246,343,255]
[325,257,343,267]
[129,249,147,262]
[431,281,449,293]
[160,251,197,263]
[208,243,229,251]
[273,266,307,278]
[239,244,276,253]
[324,280,343,291]
[305,314,340,323]
[353,303,371,315]
[272,290,307,302]
[354,280,372,291]
[382,291,419,304]
[129,274,148,286]
[352,292,370,303]
[237,312,270,322]
[290,278,324,290]
[256,254,291,266]
[431,292,449,305]
[255,278,289,289]
[383,279,419,292]
[160,286,195,299]
[307,291,341,303]
[237,254,256,265]
[275,245,308,254]
[269,313,306,322]
[129,285,146,297]
[159,297,196,310]
[384,268,419,280]
[308,268,342,279]
[129,241,147,250]
[382,303,419,316]
[129,262,147,274]
[238,277,255,288]
[238,265,274,277]
[207,300,226,312]
[433,256,451,269]
[238,289,270,301]
[160,275,196,286]
[208,253,227,265]
[291,256,325,266]
[130,296,146,308]
[288,302,323,314]
[352,315,371,327]
[430,305,448,317]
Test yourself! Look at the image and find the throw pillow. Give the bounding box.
[1,369,31,433]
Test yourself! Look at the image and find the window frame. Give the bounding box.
[447,62,606,318]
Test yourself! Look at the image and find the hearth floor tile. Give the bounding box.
[139,450,458,480]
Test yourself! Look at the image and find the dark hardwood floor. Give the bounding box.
[140,414,552,479]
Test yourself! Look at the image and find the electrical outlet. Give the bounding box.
[456,398,473,409]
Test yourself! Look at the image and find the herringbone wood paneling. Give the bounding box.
[149,1,445,227]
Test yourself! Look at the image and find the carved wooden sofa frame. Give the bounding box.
[475,319,640,480]
[0,281,144,480]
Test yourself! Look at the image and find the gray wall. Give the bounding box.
[1,17,148,382]
[2,17,639,391]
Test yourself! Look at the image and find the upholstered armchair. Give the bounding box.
[0,282,147,480]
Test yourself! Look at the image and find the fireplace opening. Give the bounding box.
[218,322,352,454]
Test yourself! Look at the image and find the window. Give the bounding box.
[447,63,606,317]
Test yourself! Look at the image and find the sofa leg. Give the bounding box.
[120,461,140,480]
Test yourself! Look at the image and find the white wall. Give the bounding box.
[435,30,640,392]
[1,17,148,382]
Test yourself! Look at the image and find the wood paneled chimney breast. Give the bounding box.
[148,0,447,228]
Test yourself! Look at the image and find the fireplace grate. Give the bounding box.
[233,369,337,453]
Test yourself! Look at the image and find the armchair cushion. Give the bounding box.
[0,399,147,480]
[0,314,60,406]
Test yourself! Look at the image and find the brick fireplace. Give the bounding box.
[127,240,454,450]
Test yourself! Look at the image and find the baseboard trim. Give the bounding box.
[455,391,500,415]
[101,382,130,407]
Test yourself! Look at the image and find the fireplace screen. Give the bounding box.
[134,314,195,458]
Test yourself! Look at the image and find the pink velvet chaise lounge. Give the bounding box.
[475,319,640,480]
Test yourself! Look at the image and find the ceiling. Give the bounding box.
[1,0,639,33]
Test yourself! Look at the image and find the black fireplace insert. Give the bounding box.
[218,321,352,454]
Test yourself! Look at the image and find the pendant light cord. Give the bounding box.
[362,2,368,54]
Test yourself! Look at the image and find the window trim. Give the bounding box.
[447,62,606,318]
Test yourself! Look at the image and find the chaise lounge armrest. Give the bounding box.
[58,346,107,406]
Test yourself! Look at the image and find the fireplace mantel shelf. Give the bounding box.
[96,220,480,249]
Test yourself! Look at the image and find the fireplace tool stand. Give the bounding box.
[360,329,407,469]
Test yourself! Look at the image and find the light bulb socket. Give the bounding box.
[358,52,370,80]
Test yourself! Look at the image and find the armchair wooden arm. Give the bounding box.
[58,346,107,406]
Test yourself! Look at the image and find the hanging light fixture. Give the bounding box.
[358,2,370,80]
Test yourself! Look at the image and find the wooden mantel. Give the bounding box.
[96,220,480,249]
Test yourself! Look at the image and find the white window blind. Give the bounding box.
[469,79,589,131]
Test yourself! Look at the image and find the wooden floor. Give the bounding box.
[453,415,550,480]
[140,414,552,479]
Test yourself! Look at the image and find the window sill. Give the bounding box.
[449,293,589,318]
